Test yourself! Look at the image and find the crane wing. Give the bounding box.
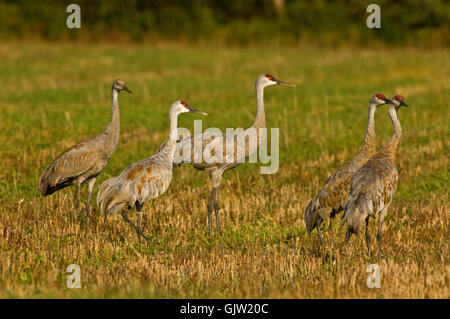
[352,159,398,213]
[174,131,260,169]
[174,133,227,169]
[40,137,105,195]
[343,158,398,231]
[316,159,361,211]
[97,156,172,215]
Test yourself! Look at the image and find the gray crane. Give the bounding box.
[96,101,207,244]
[343,95,408,256]
[173,74,295,235]
[304,94,391,243]
[40,80,131,226]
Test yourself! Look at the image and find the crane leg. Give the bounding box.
[316,217,323,244]
[85,178,96,228]
[365,217,371,255]
[208,169,223,236]
[377,207,387,257]
[213,186,221,236]
[72,182,81,222]
[136,202,144,244]
[207,188,215,236]
[329,210,335,230]
[121,206,149,246]
[346,227,352,248]
[73,183,80,210]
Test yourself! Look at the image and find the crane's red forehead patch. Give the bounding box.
[375,93,386,100]
[394,94,404,101]
[265,73,275,81]
[180,101,188,108]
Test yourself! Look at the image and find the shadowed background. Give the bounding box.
[0,0,448,46]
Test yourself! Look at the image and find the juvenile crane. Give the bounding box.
[97,101,207,244]
[40,80,131,226]
[343,95,408,255]
[304,94,391,243]
[173,73,295,235]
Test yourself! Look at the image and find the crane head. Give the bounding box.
[113,79,132,93]
[258,73,296,88]
[372,93,391,106]
[392,94,408,110]
[171,100,208,116]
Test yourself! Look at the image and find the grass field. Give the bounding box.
[0,42,448,298]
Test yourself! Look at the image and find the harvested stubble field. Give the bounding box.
[0,42,448,298]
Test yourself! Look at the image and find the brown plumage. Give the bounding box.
[39,80,131,226]
[343,95,408,255]
[97,101,207,244]
[173,74,296,235]
[304,94,391,242]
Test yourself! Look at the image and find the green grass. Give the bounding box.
[0,42,448,298]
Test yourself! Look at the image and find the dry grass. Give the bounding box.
[0,42,448,298]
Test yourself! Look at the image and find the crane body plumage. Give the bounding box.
[304,94,391,242]
[97,143,175,217]
[343,95,407,255]
[173,73,295,235]
[39,80,131,226]
[97,101,207,244]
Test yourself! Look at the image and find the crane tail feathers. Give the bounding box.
[39,166,60,196]
[304,197,320,234]
[39,166,51,196]
[343,194,371,233]
[97,178,129,216]
[39,164,76,196]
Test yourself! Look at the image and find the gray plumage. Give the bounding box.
[304,94,391,242]
[97,100,207,244]
[40,80,131,226]
[343,95,408,255]
[173,74,295,235]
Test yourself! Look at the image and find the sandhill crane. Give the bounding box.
[96,101,207,244]
[40,80,131,226]
[173,73,295,235]
[304,94,391,243]
[343,95,408,255]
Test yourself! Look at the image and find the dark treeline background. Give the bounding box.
[0,0,448,46]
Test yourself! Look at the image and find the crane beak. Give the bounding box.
[188,107,208,116]
[276,79,296,87]
[384,98,393,104]
[122,86,132,93]
[400,100,408,107]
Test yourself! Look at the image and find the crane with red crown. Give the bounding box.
[343,95,408,255]
[304,93,392,243]
[174,73,296,235]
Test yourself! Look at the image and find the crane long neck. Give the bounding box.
[104,88,120,149]
[244,81,267,155]
[359,103,377,158]
[383,104,402,162]
[169,111,179,143]
[251,82,266,130]
[159,111,179,162]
